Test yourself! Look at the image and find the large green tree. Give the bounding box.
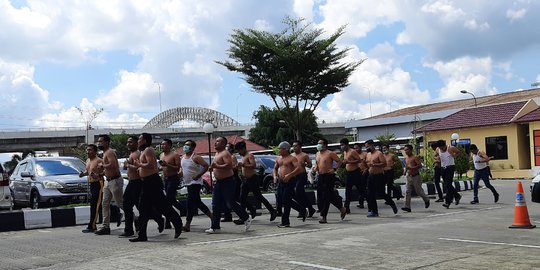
[218,17,362,141]
[249,105,321,147]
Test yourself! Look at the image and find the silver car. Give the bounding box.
[0,163,13,210]
[9,157,88,209]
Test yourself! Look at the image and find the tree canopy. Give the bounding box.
[249,105,321,147]
[218,16,363,141]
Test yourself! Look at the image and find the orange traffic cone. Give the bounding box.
[509,181,536,229]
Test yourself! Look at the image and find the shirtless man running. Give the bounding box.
[312,138,347,224]
[79,144,104,233]
[159,139,185,227]
[95,134,124,235]
[365,139,397,217]
[205,137,251,234]
[340,138,362,214]
[353,143,369,209]
[291,140,316,218]
[129,133,182,242]
[274,141,306,227]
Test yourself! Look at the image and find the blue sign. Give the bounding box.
[516,193,524,202]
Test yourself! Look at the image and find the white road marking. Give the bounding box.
[439,238,540,249]
[427,207,502,217]
[186,228,335,246]
[287,261,347,270]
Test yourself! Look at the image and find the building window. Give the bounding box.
[485,136,508,160]
[534,130,540,166]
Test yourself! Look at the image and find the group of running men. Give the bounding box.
[78,133,499,241]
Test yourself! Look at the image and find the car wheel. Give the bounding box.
[200,182,211,195]
[30,190,41,209]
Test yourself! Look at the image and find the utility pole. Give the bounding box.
[76,107,104,145]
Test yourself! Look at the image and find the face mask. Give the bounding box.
[183,145,191,153]
[316,144,323,151]
[97,145,104,151]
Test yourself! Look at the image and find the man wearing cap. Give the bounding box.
[274,141,306,227]
[311,138,347,224]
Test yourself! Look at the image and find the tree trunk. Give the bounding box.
[295,129,302,142]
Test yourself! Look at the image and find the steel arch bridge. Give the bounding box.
[143,107,240,128]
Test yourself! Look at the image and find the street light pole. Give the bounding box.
[203,123,215,180]
[460,90,477,107]
[155,81,162,113]
[76,107,104,145]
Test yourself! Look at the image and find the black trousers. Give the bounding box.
[186,184,211,223]
[137,174,182,239]
[442,165,461,205]
[87,181,103,230]
[367,173,396,215]
[295,173,315,211]
[223,174,242,219]
[318,173,343,218]
[279,178,305,225]
[344,169,362,209]
[123,179,163,234]
[239,175,275,216]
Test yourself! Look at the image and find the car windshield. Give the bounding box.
[35,159,85,177]
[259,157,276,168]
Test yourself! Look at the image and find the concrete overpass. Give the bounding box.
[0,123,349,153]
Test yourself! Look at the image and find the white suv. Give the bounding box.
[0,163,13,210]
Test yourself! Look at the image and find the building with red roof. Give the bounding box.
[416,99,539,178]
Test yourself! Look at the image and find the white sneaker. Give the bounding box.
[244,216,252,232]
[205,228,220,234]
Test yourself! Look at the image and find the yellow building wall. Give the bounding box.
[424,124,531,179]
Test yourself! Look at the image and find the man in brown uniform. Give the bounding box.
[340,138,363,214]
[401,144,430,212]
[129,133,182,242]
[365,140,397,217]
[79,144,104,233]
[274,141,306,227]
[312,138,347,224]
[205,137,251,234]
[430,142,444,202]
[95,134,124,235]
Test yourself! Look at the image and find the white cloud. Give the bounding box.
[317,0,399,39]
[506,8,527,22]
[314,45,430,122]
[95,70,157,112]
[464,19,490,31]
[425,56,497,101]
[420,0,465,23]
[293,0,314,21]
[0,60,50,129]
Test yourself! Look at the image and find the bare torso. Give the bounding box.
[344,148,361,172]
[85,157,103,182]
[139,147,159,178]
[126,151,141,180]
[276,155,298,182]
[212,150,234,180]
[383,153,395,171]
[405,155,421,176]
[316,150,339,174]
[367,150,386,175]
[160,151,180,177]
[240,152,256,178]
[102,149,120,179]
[291,152,310,174]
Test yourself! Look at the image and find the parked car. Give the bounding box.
[530,171,540,203]
[0,163,13,210]
[9,157,88,209]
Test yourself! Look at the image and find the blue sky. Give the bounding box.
[1,0,539,130]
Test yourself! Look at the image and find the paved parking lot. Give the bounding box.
[1,179,539,270]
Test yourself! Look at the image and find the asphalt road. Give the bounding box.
[1,179,539,270]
